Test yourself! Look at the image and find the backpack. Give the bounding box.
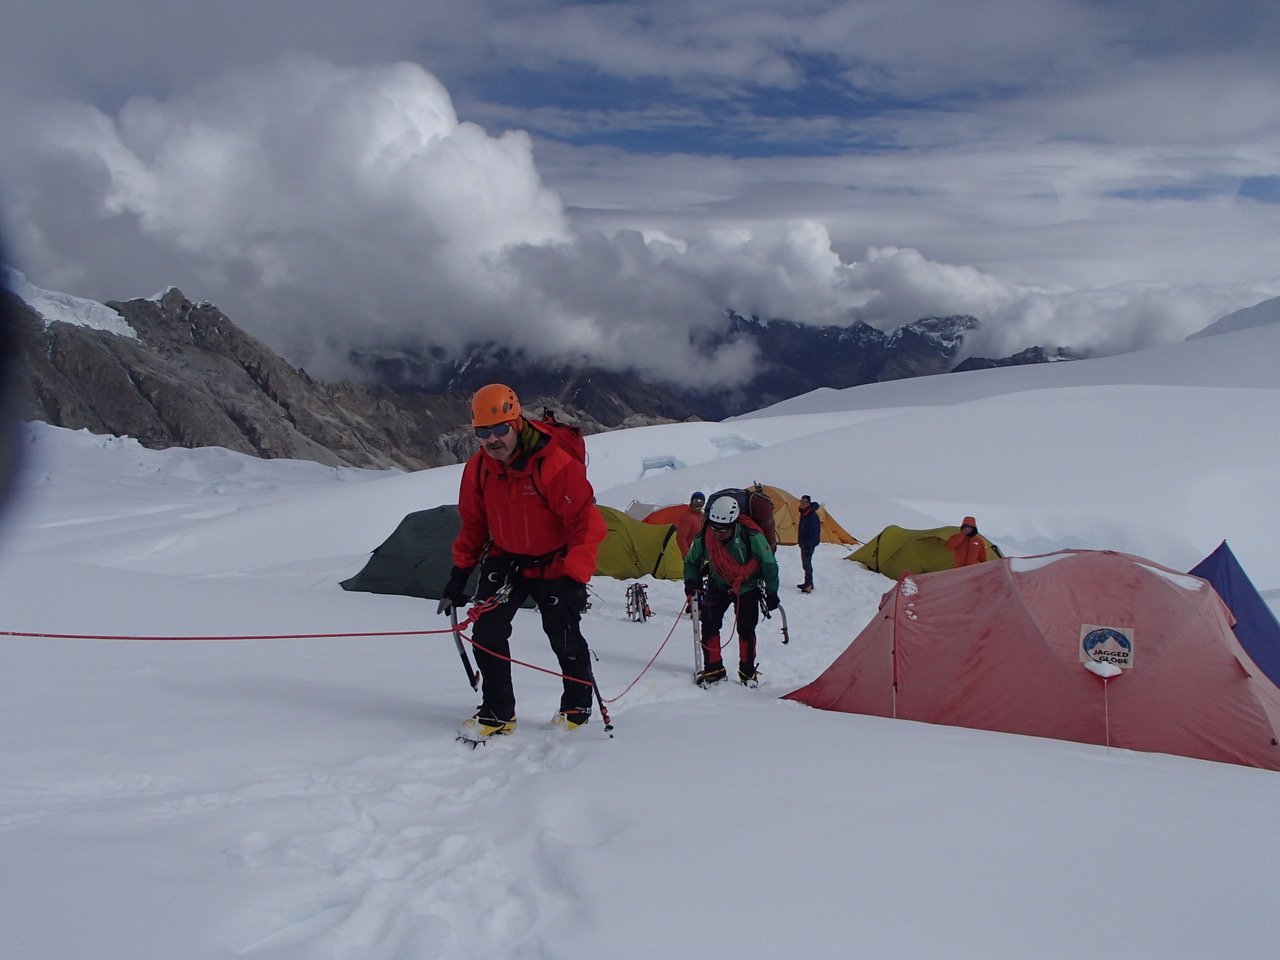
[703,484,778,553]
[534,407,587,466]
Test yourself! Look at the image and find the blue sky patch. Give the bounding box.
[1238,176,1280,203]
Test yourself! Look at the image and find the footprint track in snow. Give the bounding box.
[229,730,595,957]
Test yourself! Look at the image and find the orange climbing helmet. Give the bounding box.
[471,383,522,427]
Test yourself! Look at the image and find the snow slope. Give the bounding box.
[3,323,1280,960]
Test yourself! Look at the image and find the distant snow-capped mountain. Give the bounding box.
[4,268,138,338]
[7,274,1098,467]
[5,280,696,469]
[1187,294,1280,340]
[680,311,985,419]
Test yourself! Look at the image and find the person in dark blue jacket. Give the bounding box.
[796,495,822,593]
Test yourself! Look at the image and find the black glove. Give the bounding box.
[684,579,701,597]
[553,575,590,614]
[437,564,474,614]
[765,591,780,611]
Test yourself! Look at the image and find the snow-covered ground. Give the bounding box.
[3,322,1280,960]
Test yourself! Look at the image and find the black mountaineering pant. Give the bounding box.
[698,581,760,674]
[470,555,595,720]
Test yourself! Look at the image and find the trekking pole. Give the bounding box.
[690,590,703,675]
[445,602,480,690]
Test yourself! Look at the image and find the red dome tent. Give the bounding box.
[785,550,1280,771]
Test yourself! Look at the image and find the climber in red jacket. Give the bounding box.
[440,383,606,741]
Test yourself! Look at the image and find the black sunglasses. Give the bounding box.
[474,422,514,440]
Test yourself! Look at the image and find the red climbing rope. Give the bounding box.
[2,595,690,709]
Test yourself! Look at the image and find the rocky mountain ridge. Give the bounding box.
[348,310,993,422]
[10,288,698,470]
[9,283,1072,469]
[687,312,984,418]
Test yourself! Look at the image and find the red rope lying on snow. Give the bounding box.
[2,599,691,708]
[0,628,451,641]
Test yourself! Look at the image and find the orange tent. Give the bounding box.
[756,485,858,546]
[644,485,858,547]
[643,504,688,526]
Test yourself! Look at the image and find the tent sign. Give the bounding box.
[1080,625,1135,670]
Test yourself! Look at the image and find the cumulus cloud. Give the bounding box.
[0,56,991,385]
[2,50,1277,390]
[4,58,570,367]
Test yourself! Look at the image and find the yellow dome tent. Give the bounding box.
[754,484,859,546]
[848,524,1002,579]
[596,505,685,581]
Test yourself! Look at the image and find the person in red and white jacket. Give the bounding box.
[441,384,606,741]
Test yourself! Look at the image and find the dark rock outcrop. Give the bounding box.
[10,288,693,469]
[952,345,1082,372]
[12,289,463,469]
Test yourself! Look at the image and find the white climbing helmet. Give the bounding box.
[707,495,740,527]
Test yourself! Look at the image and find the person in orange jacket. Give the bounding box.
[440,384,607,741]
[946,516,989,568]
[674,491,706,556]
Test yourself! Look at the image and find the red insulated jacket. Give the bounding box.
[946,531,989,568]
[453,422,606,584]
[674,506,704,556]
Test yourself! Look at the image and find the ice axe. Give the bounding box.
[439,597,480,690]
[758,588,790,644]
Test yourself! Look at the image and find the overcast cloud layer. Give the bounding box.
[1,1,1278,384]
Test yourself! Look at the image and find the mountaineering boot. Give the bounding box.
[552,707,591,730]
[796,582,807,590]
[738,663,760,687]
[459,707,516,741]
[801,583,814,594]
[696,663,727,687]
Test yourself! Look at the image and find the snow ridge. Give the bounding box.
[5,268,137,339]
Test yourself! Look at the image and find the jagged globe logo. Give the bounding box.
[1082,627,1133,665]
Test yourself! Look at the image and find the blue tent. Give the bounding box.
[1190,541,1280,687]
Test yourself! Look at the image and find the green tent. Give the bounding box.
[340,504,482,601]
[342,504,683,604]
[596,505,684,581]
[847,524,1004,579]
